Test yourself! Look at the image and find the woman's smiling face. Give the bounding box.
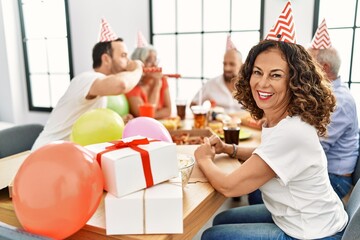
[250,48,291,114]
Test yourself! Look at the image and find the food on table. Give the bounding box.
[171,133,205,145]
[159,116,181,131]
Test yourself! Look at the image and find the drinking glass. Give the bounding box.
[222,118,241,144]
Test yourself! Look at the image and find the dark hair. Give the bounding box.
[234,40,336,137]
[92,38,123,68]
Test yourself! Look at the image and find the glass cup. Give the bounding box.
[177,153,195,189]
[191,105,209,129]
[139,103,155,118]
[222,118,241,144]
[176,99,187,120]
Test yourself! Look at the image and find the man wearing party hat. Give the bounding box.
[190,34,243,113]
[32,18,142,150]
[308,19,359,199]
[195,1,347,239]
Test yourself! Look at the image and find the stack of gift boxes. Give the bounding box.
[85,136,183,235]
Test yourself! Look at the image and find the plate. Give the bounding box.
[217,129,252,141]
[239,130,252,140]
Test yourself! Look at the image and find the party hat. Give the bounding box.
[265,1,296,43]
[310,19,332,49]
[226,34,237,51]
[137,31,149,48]
[98,18,118,42]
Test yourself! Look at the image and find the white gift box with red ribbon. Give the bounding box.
[105,177,183,235]
[85,136,179,198]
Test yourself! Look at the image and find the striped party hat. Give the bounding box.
[137,31,149,48]
[98,18,118,42]
[265,1,296,43]
[226,34,237,51]
[310,19,332,49]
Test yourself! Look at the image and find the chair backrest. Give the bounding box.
[0,124,43,158]
[342,180,360,240]
[352,129,360,185]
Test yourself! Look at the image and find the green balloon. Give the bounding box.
[107,94,129,116]
[71,108,124,146]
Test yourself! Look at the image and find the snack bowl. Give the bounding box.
[177,153,195,188]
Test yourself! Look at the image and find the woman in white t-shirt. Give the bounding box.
[194,40,348,239]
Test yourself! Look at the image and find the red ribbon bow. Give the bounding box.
[96,138,157,188]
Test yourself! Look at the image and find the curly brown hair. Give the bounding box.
[234,40,335,137]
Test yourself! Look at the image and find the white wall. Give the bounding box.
[68,0,150,75]
[0,0,315,125]
[0,1,13,123]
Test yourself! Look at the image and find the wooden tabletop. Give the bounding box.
[0,124,261,239]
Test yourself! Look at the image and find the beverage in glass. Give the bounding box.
[191,105,209,129]
[176,99,187,120]
[139,103,155,118]
[222,119,241,144]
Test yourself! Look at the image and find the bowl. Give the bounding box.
[177,153,195,188]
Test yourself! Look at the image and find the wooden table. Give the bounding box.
[0,127,261,240]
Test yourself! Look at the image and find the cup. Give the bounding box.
[176,99,187,120]
[139,103,155,118]
[177,153,195,189]
[222,118,241,144]
[191,105,209,129]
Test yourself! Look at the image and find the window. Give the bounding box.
[315,0,360,121]
[18,0,73,111]
[150,0,263,104]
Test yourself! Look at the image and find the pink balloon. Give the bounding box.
[123,117,173,142]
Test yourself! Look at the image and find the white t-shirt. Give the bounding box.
[254,116,348,239]
[191,75,243,113]
[32,71,107,150]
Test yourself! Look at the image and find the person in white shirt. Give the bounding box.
[194,40,347,239]
[32,38,142,150]
[190,48,243,113]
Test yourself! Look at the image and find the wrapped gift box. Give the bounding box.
[105,177,183,235]
[85,136,178,197]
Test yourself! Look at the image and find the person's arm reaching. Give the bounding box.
[194,137,275,197]
[86,60,143,99]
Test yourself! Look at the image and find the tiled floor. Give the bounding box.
[192,196,249,240]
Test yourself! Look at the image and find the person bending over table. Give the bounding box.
[32,37,142,151]
[194,40,347,239]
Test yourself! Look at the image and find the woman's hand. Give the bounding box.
[208,134,226,154]
[147,73,162,89]
[194,137,215,165]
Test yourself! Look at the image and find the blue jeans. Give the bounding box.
[248,189,263,205]
[248,173,353,205]
[328,173,352,199]
[201,204,344,240]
